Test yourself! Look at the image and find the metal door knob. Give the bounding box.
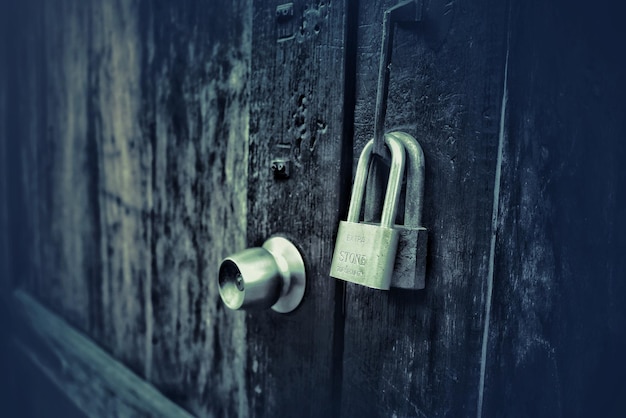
[218,236,306,313]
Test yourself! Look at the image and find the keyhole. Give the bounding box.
[235,274,244,291]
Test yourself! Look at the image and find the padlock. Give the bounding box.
[387,131,428,289]
[329,134,405,290]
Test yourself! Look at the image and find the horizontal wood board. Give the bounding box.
[11,290,194,418]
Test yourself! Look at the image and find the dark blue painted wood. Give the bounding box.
[483,1,626,417]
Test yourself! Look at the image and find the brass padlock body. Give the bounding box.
[330,221,399,290]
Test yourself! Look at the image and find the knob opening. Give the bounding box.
[218,260,246,310]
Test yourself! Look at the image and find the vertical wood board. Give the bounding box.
[483,1,626,416]
[89,0,153,376]
[245,0,351,416]
[141,1,251,416]
[341,0,509,416]
[5,0,253,416]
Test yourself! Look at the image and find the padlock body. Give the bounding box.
[330,221,399,290]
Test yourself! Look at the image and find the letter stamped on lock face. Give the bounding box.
[345,234,367,244]
[334,265,364,277]
[335,250,368,278]
[338,251,367,265]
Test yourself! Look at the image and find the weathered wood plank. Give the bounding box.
[89,0,153,375]
[482,1,626,416]
[341,0,509,416]
[245,0,351,415]
[6,0,253,415]
[142,1,251,416]
[12,290,194,418]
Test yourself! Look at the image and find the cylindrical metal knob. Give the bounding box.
[218,236,306,313]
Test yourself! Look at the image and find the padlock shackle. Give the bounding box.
[347,140,374,223]
[346,135,406,229]
[380,135,405,228]
[388,131,425,227]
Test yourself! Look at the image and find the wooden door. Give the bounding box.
[2,0,625,417]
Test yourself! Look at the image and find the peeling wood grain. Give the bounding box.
[144,1,251,415]
[90,0,153,376]
[6,0,252,416]
[341,0,509,416]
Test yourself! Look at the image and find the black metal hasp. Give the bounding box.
[373,0,423,157]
